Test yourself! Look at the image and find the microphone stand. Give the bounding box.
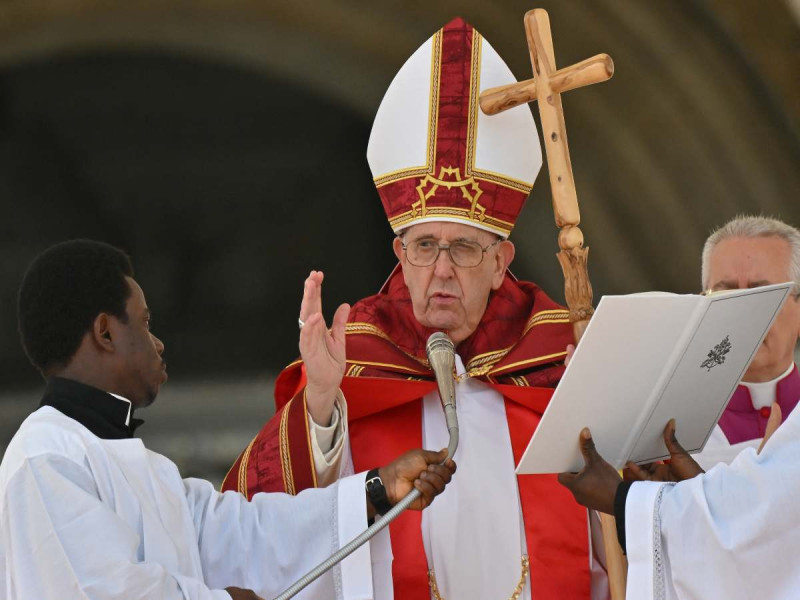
[273,335,458,600]
[272,485,427,600]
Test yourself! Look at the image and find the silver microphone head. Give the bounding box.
[426,332,456,409]
[426,331,455,359]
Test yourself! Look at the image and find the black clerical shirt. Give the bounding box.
[39,377,144,440]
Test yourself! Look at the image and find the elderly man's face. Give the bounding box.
[393,222,514,344]
[707,236,800,382]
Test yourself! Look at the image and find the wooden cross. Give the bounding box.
[480,10,628,600]
[479,8,613,342]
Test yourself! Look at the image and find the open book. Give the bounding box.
[515,282,793,474]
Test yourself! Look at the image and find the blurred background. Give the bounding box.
[1,0,799,485]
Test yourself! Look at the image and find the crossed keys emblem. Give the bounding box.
[412,166,486,220]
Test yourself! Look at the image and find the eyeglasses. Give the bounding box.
[401,238,502,268]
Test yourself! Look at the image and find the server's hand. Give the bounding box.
[624,419,704,483]
[369,449,457,518]
[558,428,620,515]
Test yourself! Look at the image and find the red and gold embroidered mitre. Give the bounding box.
[367,17,542,239]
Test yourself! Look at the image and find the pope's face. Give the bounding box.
[108,277,168,407]
[393,222,514,344]
[706,236,800,382]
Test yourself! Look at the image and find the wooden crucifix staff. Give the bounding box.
[480,8,612,342]
[479,9,628,600]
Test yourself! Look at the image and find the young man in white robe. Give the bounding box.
[0,239,456,600]
[693,215,800,470]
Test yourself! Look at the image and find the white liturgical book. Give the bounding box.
[515,282,793,474]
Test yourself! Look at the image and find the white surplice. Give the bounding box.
[0,406,376,600]
[312,354,607,600]
[625,398,800,599]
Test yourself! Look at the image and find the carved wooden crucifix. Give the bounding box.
[479,8,613,342]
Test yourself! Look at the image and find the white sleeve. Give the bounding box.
[625,408,800,600]
[185,472,379,600]
[308,391,348,487]
[0,454,230,600]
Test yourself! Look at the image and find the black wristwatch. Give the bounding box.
[365,468,394,516]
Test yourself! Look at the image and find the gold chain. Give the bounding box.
[428,555,529,600]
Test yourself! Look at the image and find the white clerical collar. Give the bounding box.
[741,363,795,410]
[108,392,132,426]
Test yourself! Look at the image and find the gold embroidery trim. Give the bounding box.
[428,28,442,180]
[523,310,571,336]
[346,364,367,377]
[346,308,570,379]
[489,351,568,376]
[378,168,532,195]
[374,166,430,188]
[345,314,569,378]
[467,347,512,370]
[466,347,570,379]
[237,435,257,497]
[388,208,514,236]
[462,311,571,374]
[378,169,531,196]
[471,168,534,193]
[346,322,430,368]
[285,358,303,369]
[465,29,481,178]
[411,166,486,223]
[279,400,296,495]
[346,359,429,375]
[346,322,397,345]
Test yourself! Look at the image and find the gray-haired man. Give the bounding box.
[693,215,800,469]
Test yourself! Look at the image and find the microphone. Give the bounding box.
[426,332,459,459]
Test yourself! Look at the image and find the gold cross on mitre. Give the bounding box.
[479,8,614,342]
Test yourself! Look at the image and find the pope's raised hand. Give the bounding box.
[299,271,350,426]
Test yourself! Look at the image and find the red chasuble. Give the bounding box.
[222,267,591,598]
